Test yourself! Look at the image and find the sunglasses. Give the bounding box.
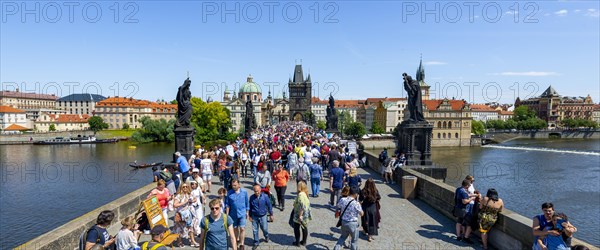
[210,207,220,211]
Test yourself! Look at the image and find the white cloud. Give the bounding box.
[585,9,599,17]
[491,72,560,76]
[554,9,568,16]
[424,61,447,65]
[574,9,581,13]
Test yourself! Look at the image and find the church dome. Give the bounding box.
[239,75,262,94]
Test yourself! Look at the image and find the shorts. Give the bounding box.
[202,173,212,181]
[231,216,247,227]
[456,213,472,226]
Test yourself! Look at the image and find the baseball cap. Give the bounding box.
[192,168,199,173]
[151,225,168,235]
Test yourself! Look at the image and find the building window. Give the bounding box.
[437,133,441,139]
[437,121,442,128]
[443,121,447,128]
[455,133,459,138]
[448,121,452,129]
[443,133,446,139]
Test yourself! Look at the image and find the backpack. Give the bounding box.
[79,226,100,250]
[378,152,386,163]
[297,164,308,181]
[159,171,172,182]
[203,214,229,240]
[141,241,166,250]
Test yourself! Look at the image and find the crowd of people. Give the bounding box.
[80,121,589,250]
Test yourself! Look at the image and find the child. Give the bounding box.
[536,214,569,250]
[217,187,227,213]
[115,216,141,250]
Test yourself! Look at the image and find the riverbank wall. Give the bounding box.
[16,183,155,250]
[363,151,598,250]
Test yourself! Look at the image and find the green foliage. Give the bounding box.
[513,106,536,121]
[484,117,547,130]
[471,120,485,135]
[131,117,175,143]
[337,110,353,133]
[170,100,177,105]
[370,121,385,134]
[316,120,326,130]
[344,122,366,138]
[561,118,598,128]
[49,124,56,132]
[303,111,316,127]
[122,123,130,130]
[88,116,108,134]
[190,97,232,143]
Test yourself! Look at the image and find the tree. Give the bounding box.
[303,111,316,127]
[370,121,385,134]
[88,116,108,135]
[49,124,56,132]
[316,120,326,130]
[513,106,536,121]
[122,123,130,130]
[344,122,366,138]
[471,120,485,135]
[131,117,175,143]
[337,110,353,134]
[170,100,177,105]
[190,97,232,143]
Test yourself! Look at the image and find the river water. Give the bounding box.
[432,138,600,246]
[1,139,598,248]
[0,142,173,249]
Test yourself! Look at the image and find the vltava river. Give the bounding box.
[0,142,173,249]
[432,138,600,246]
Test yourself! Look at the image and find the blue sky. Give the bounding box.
[1,1,599,104]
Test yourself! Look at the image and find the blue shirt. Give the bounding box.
[330,167,345,189]
[309,163,322,179]
[225,188,249,219]
[200,214,232,250]
[249,193,273,217]
[455,187,469,209]
[177,156,190,173]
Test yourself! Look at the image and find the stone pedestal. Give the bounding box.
[174,126,195,161]
[396,121,433,166]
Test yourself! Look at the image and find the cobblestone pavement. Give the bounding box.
[111,166,483,249]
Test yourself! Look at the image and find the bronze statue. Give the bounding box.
[326,93,338,130]
[175,77,193,127]
[403,73,425,122]
[244,100,256,137]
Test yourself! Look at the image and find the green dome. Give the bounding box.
[239,75,262,94]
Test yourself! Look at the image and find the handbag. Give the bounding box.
[288,209,295,227]
[336,200,354,227]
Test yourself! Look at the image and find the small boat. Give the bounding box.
[33,136,118,145]
[129,161,163,169]
[128,145,137,149]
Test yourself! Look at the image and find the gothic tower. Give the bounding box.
[288,64,312,121]
[416,58,430,100]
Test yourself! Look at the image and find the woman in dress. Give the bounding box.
[147,180,171,227]
[172,183,199,247]
[292,181,312,246]
[478,188,504,250]
[359,178,381,242]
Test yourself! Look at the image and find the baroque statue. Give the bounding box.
[403,73,426,122]
[175,77,193,128]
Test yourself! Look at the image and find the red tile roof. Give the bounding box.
[4,124,29,131]
[44,114,90,123]
[0,90,58,100]
[470,104,496,111]
[423,99,467,111]
[0,105,26,113]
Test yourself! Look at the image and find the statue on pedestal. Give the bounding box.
[175,77,193,128]
[244,100,257,137]
[326,93,338,131]
[403,73,426,122]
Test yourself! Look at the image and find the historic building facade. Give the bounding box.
[35,113,90,132]
[0,89,61,121]
[0,105,29,132]
[56,93,106,116]
[423,99,472,147]
[288,64,312,121]
[517,86,595,128]
[95,97,176,129]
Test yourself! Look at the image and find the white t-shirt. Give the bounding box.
[201,159,212,174]
[304,151,313,164]
[468,184,475,205]
[116,228,138,250]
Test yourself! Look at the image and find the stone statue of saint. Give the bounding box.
[175,77,192,127]
[329,93,335,109]
[403,73,426,122]
[326,93,338,130]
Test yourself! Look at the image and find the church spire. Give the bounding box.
[416,57,425,82]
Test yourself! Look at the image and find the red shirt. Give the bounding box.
[270,151,281,161]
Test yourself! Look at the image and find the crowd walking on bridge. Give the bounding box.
[80,121,588,250]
